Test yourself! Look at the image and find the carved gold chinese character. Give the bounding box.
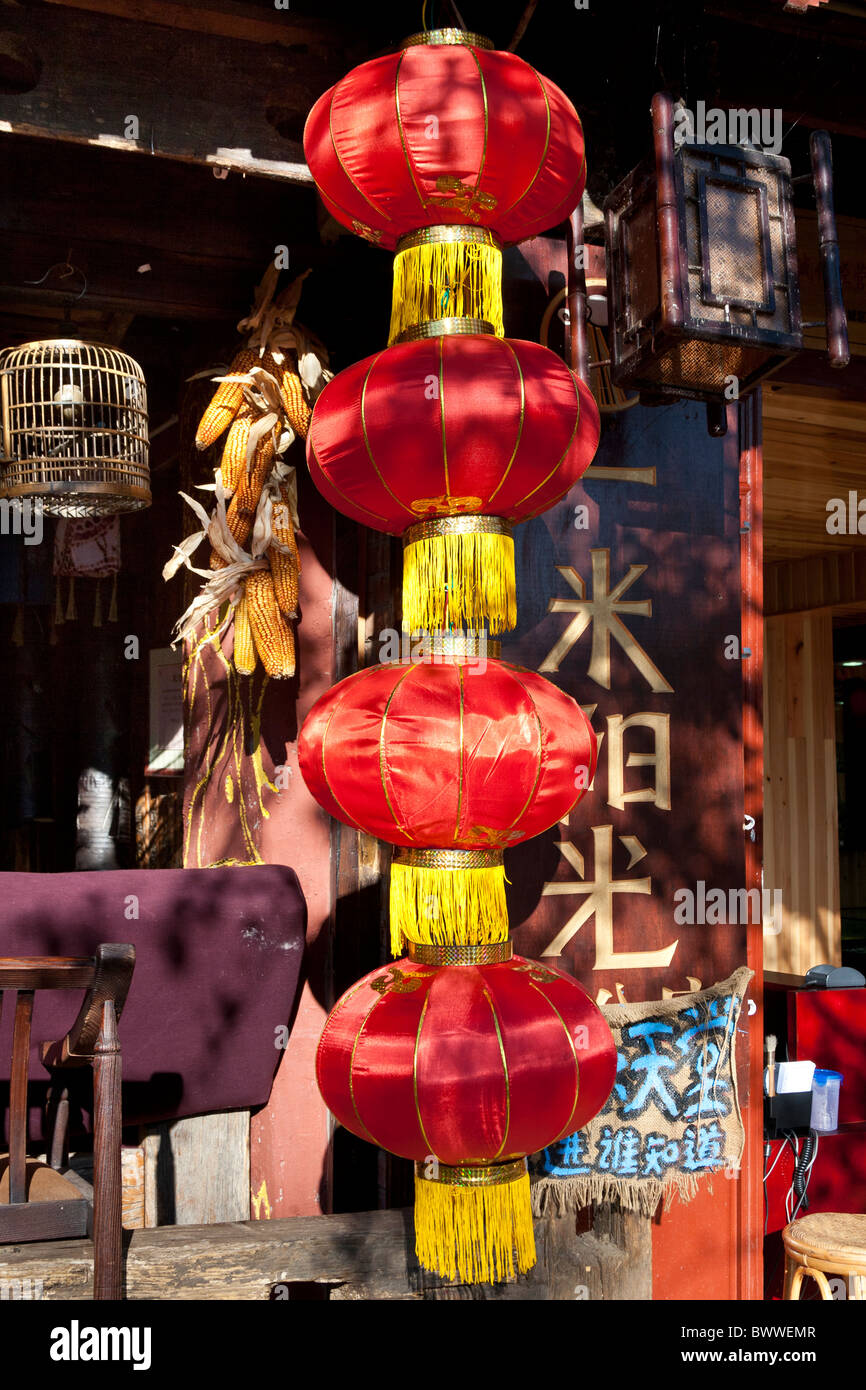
[541,825,678,970]
[539,551,673,693]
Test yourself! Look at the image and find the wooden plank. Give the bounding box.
[42,0,336,50]
[763,611,841,975]
[0,131,315,264]
[0,1205,651,1301]
[0,230,267,322]
[763,385,866,434]
[64,1146,146,1230]
[766,548,866,616]
[141,1112,249,1227]
[0,5,325,184]
[762,385,866,565]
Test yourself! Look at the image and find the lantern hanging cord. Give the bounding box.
[422,0,467,34]
[508,0,540,52]
[445,0,467,30]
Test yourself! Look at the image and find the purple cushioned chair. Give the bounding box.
[0,866,306,1134]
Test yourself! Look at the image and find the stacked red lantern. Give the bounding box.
[306,28,586,347]
[318,945,616,1284]
[299,654,597,953]
[304,31,586,246]
[302,27,614,1287]
[307,335,600,633]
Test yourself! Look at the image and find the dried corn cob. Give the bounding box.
[209,548,228,571]
[218,406,254,495]
[269,500,300,617]
[246,569,295,679]
[224,508,253,551]
[261,350,312,438]
[225,432,276,547]
[195,349,258,450]
[233,590,257,676]
[232,432,276,518]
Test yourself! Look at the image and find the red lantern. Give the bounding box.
[304,31,586,251]
[316,940,617,1283]
[298,653,597,952]
[307,335,600,632]
[304,29,586,345]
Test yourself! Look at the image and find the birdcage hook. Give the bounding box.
[24,252,87,301]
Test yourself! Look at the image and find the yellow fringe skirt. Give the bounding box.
[414,1159,535,1285]
[390,847,508,957]
[402,516,516,635]
[389,226,503,344]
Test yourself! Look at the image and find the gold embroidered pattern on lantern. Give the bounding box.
[351,220,384,244]
[434,176,498,219]
[410,496,484,516]
[369,966,433,996]
[513,963,562,985]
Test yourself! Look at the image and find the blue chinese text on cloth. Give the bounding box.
[531,967,753,1215]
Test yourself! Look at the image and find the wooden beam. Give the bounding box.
[41,0,338,50]
[0,1205,651,1300]
[0,131,315,264]
[0,233,258,322]
[704,1,866,47]
[0,4,326,184]
[0,222,330,324]
[766,547,866,616]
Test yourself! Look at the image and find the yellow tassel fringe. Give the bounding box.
[403,528,516,635]
[389,238,504,344]
[389,861,508,957]
[414,1168,536,1285]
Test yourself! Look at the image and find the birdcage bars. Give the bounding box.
[0,339,150,516]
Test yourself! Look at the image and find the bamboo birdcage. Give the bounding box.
[0,339,150,516]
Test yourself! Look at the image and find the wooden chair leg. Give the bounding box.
[809,1269,834,1301]
[92,1000,123,1301]
[783,1256,799,1300]
[785,1265,806,1301]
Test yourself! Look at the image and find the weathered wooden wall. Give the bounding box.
[763,611,841,974]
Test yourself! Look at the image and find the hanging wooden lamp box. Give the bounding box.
[604,93,805,404]
[0,339,150,516]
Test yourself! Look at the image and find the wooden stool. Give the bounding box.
[783,1213,866,1300]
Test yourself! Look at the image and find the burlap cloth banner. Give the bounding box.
[532,966,754,1216]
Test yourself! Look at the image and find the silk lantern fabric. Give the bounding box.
[298,656,597,851]
[303,37,586,249]
[316,952,617,1164]
[306,335,601,532]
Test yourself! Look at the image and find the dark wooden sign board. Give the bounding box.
[503,240,750,1007]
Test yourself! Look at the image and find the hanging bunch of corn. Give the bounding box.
[164,267,330,679]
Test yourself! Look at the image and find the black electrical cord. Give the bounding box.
[791,1130,819,1222]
